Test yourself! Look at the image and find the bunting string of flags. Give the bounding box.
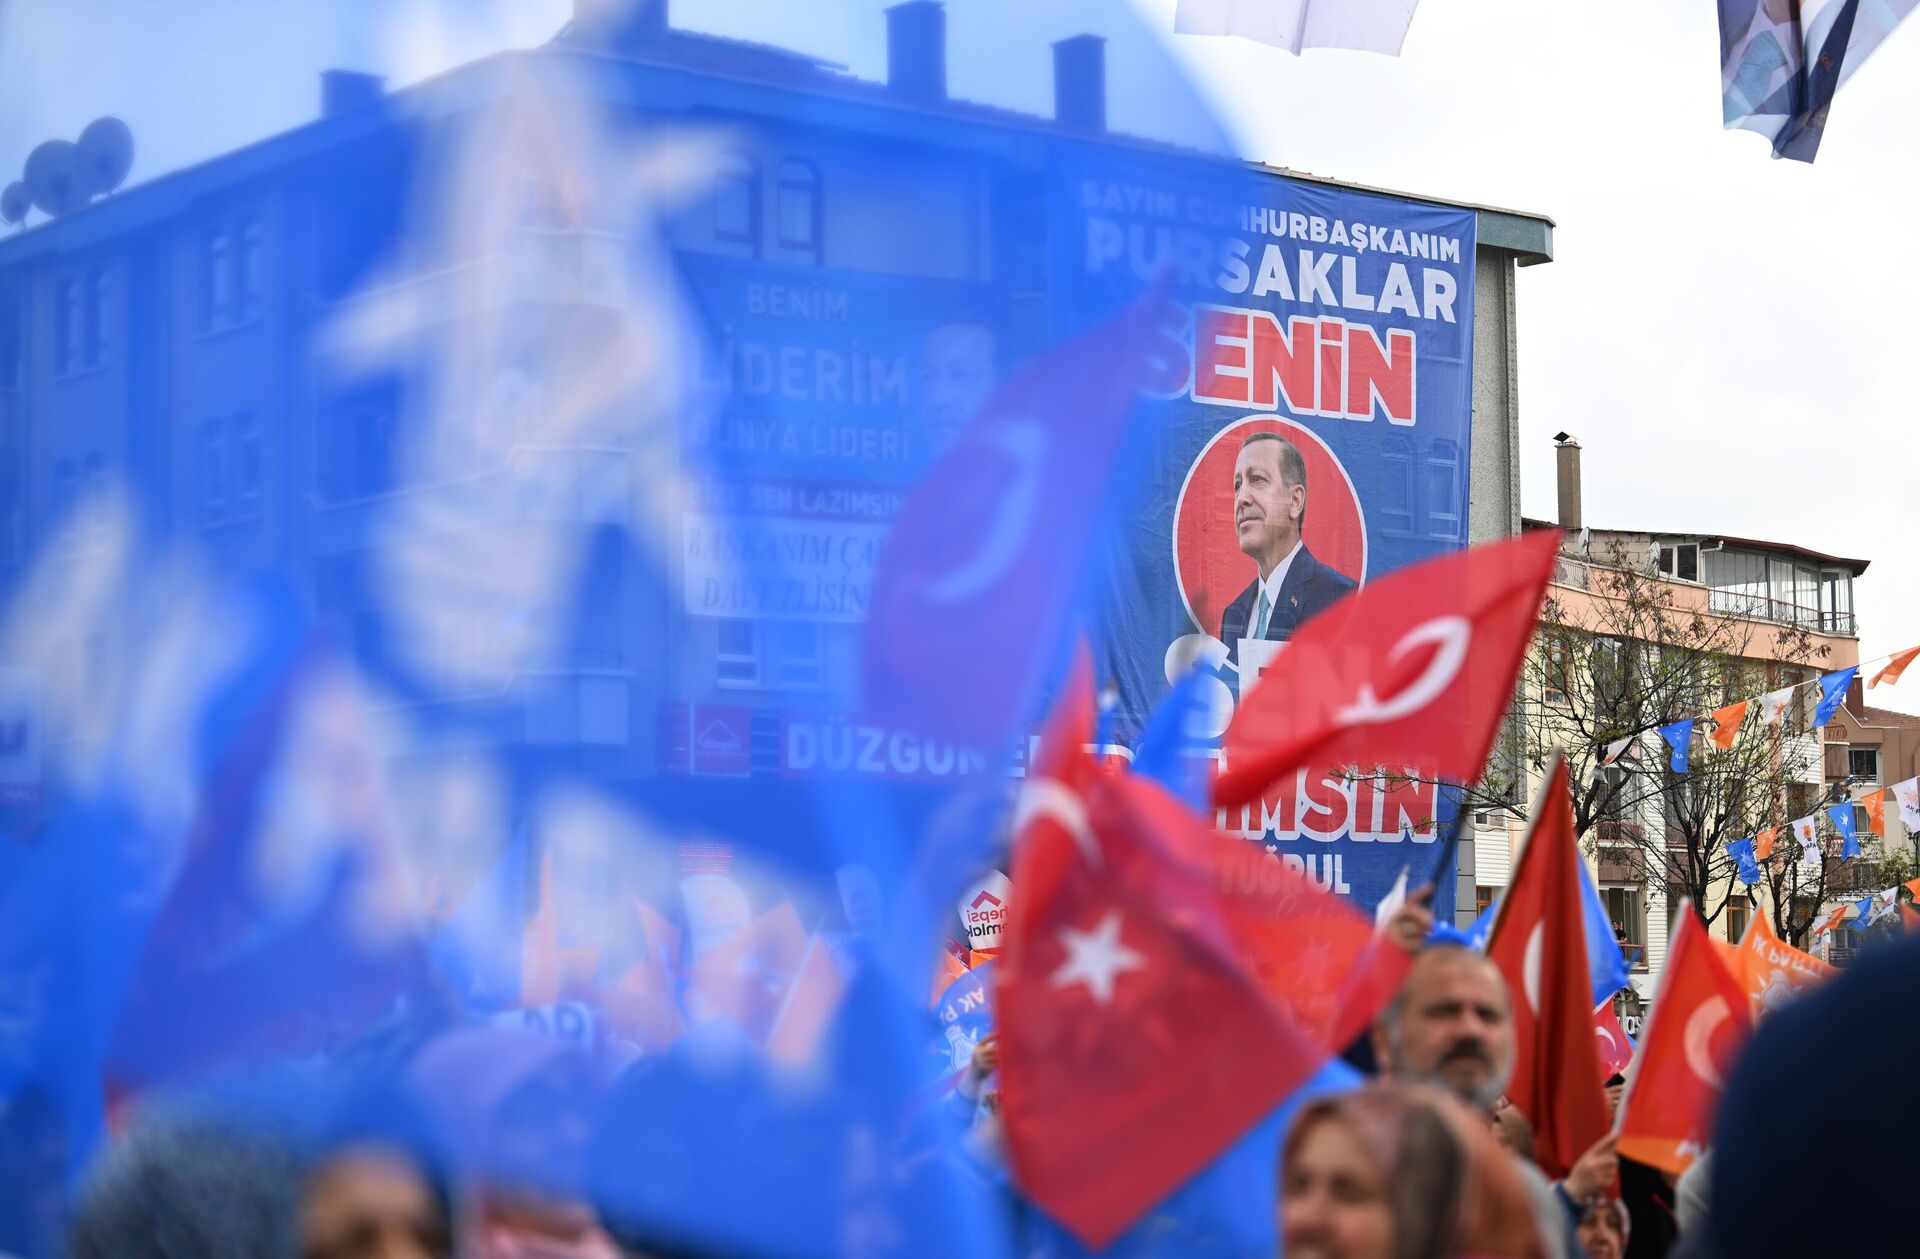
[1811,877,1920,936]
[1592,644,1920,874]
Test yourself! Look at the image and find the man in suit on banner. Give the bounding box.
[1219,432,1354,663]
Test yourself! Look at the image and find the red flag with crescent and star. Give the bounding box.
[1593,1001,1634,1080]
[997,660,1383,1250]
[1483,752,1611,1179]
[1616,904,1751,1175]
[1214,529,1561,809]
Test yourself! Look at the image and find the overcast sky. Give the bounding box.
[3,0,1914,705]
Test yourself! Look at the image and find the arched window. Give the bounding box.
[714,151,759,254]
[776,159,821,263]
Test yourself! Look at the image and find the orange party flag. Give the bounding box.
[1904,877,1920,900]
[931,948,969,1008]
[1753,826,1778,862]
[1732,911,1832,1015]
[1870,646,1920,689]
[1903,903,1920,936]
[1708,701,1749,750]
[1862,789,1887,838]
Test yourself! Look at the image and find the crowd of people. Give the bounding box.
[7,879,1914,1259]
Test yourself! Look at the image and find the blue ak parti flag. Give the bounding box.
[1829,801,1861,860]
[1815,667,1860,729]
[1729,836,1762,886]
[1659,718,1695,774]
[1131,665,1219,813]
[1450,843,1629,1009]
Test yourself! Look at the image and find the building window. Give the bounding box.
[55,278,80,373]
[1423,439,1461,540]
[716,619,759,687]
[200,419,226,525]
[79,450,105,532]
[1850,747,1880,782]
[231,411,261,517]
[1543,632,1572,705]
[1779,666,1811,736]
[1475,885,1497,916]
[55,270,108,372]
[1657,542,1700,582]
[319,382,404,503]
[236,217,264,322]
[0,288,21,390]
[51,457,77,530]
[1378,435,1413,534]
[775,159,821,263]
[201,227,232,330]
[714,152,759,253]
[1706,548,1768,619]
[770,621,823,689]
[1726,900,1749,943]
[1600,885,1645,964]
[201,216,264,330]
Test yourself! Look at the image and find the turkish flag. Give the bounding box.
[1616,907,1751,1175]
[864,302,1159,749]
[1483,754,1611,1179]
[1215,530,1561,809]
[1593,1002,1634,1080]
[998,668,1361,1250]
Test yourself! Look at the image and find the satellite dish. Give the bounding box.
[76,117,134,196]
[0,183,27,225]
[24,140,84,217]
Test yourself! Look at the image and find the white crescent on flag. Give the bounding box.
[1014,777,1101,868]
[921,421,1044,603]
[1683,997,1731,1091]
[1521,922,1544,1014]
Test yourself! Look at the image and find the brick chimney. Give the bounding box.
[1553,432,1582,532]
[571,0,668,50]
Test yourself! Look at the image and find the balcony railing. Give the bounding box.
[1708,590,1855,636]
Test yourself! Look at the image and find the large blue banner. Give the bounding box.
[1054,158,1478,918]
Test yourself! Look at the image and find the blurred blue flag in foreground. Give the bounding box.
[0,0,1242,1254]
[1720,0,1919,162]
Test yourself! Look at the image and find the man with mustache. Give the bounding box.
[1218,432,1353,664]
[1371,945,1619,1259]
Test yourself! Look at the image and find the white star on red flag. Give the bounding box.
[1049,910,1145,1005]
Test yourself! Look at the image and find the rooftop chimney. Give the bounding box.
[886,1,947,101]
[570,0,669,50]
[1553,432,1582,532]
[321,70,386,118]
[1053,34,1106,130]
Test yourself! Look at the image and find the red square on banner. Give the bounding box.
[690,704,753,777]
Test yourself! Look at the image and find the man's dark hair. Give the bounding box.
[1239,431,1308,527]
[67,1110,302,1259]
